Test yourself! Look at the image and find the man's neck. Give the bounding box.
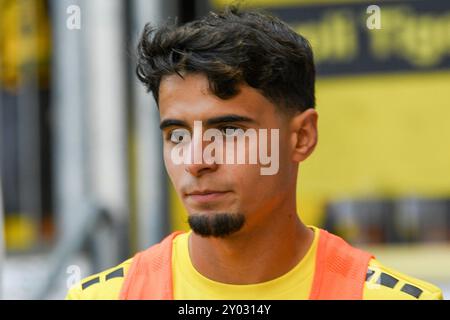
[188,211,314,285]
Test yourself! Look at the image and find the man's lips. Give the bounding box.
[185,190,231,203]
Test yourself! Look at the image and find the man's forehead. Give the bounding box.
[158,73,276,120]
[159,73,210,100]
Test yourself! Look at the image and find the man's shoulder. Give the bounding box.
[65,258,133,300]
[363,259,443,300]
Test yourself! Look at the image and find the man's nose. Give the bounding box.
[184,136,219,177]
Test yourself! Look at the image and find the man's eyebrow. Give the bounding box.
[159,114,256,130]
[205,114,256,126]
[159,119,188,131]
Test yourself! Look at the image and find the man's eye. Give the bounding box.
[220,126,243,137]
[169,129,190,143]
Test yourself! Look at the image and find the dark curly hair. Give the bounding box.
[136,6,315,113]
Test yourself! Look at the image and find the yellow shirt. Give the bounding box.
[66,227,443,300]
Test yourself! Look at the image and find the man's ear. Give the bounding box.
[290,108,318,163]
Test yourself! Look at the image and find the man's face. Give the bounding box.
[159,73,296,237]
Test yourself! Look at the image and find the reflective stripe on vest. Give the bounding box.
[119,229,374,300]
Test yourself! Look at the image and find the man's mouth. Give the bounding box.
[185,190,231,203]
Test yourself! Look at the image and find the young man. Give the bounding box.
[66,7,443,300]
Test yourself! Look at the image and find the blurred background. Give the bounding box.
[1,0,450,299]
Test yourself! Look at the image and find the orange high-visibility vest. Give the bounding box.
[119,229,373,300]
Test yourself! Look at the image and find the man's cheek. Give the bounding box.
[163,147,175,167]
[163,152,177,179]
[165,161,178,180]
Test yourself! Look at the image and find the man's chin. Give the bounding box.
[187,212,245,238]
